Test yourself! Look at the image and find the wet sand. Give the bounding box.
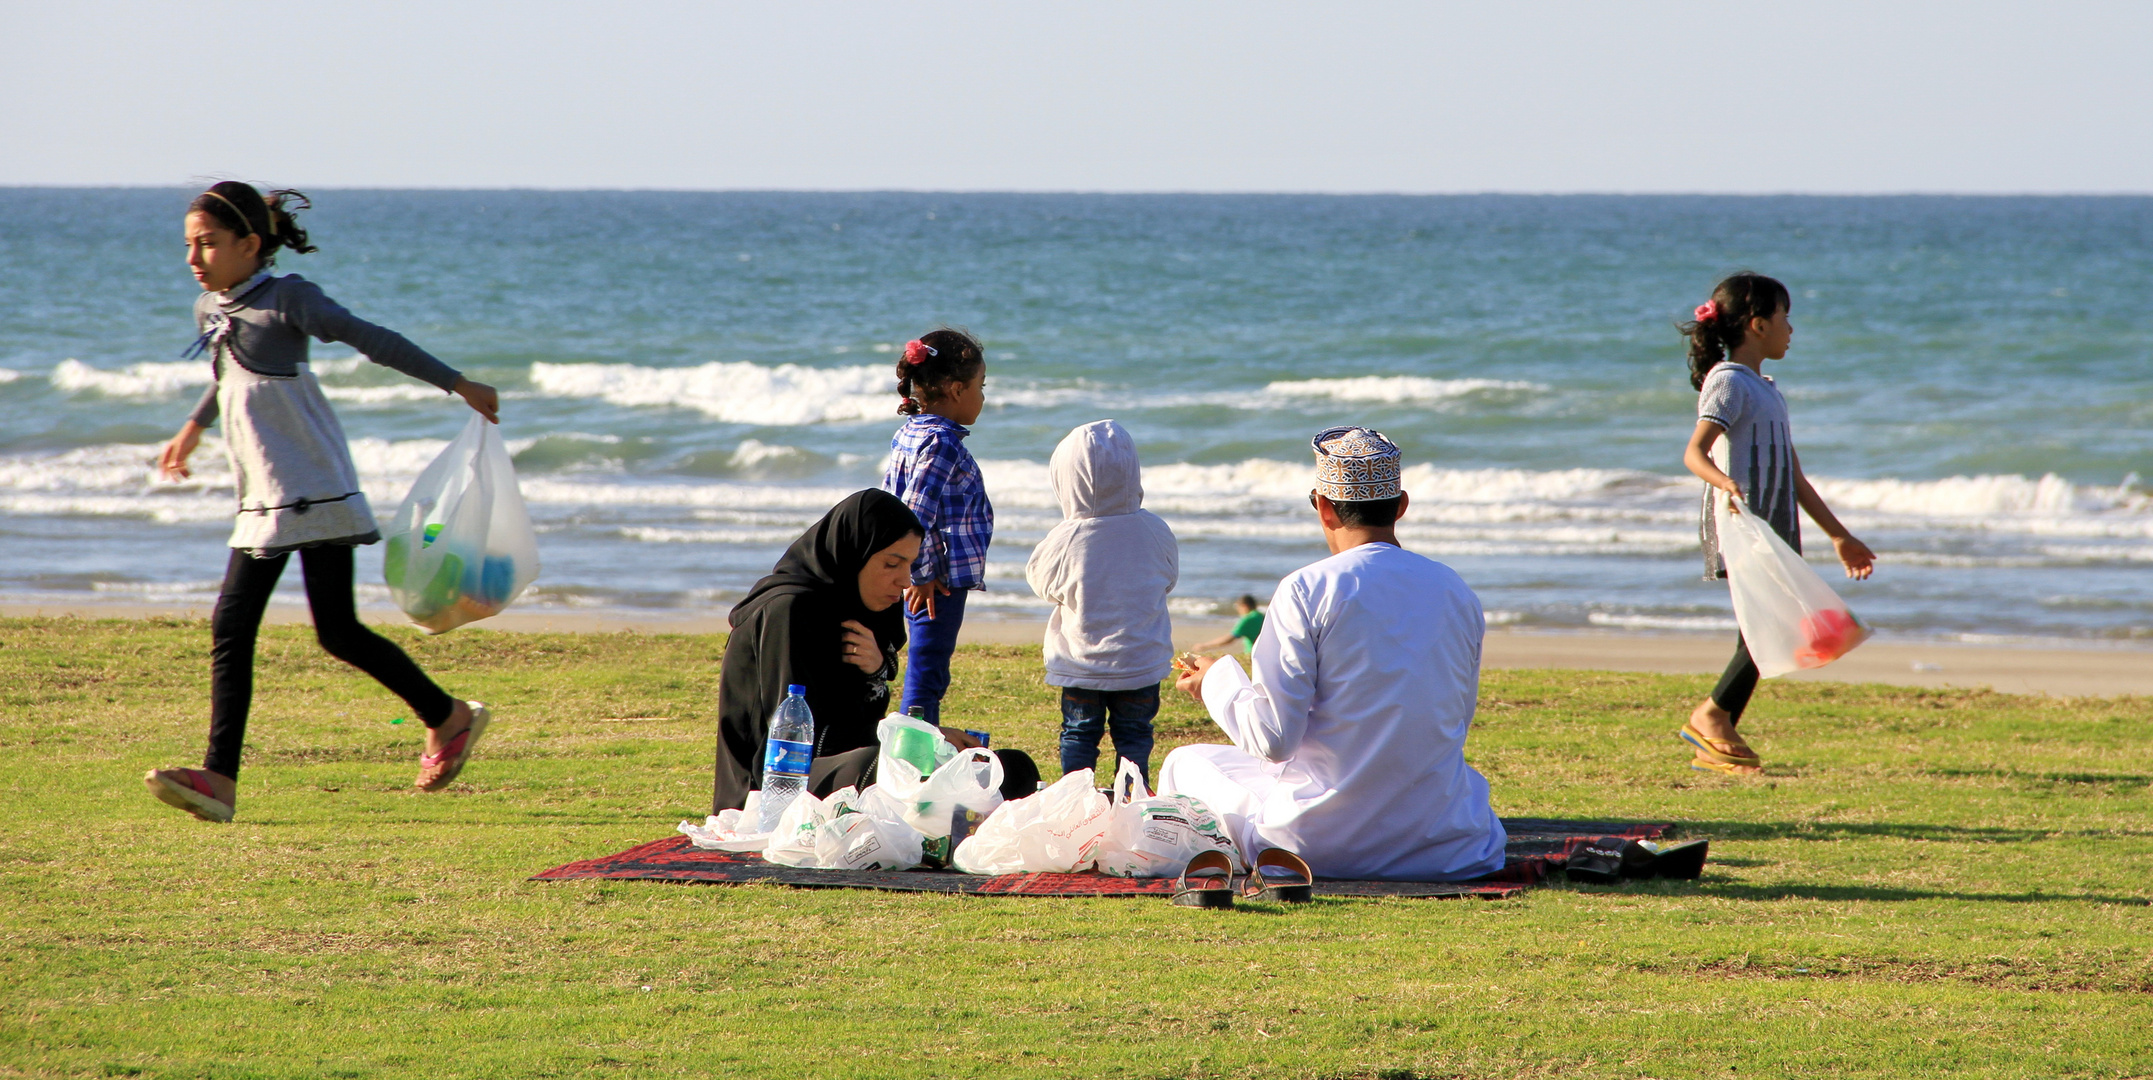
[4,603,2145,698]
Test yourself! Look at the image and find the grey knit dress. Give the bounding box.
[188,273,462,557]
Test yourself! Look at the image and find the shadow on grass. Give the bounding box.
[1924,767,2151,790]
[1687,882,2152,906]
[1681,820,2151,843]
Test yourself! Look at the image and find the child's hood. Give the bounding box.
[1049,419,1144,519]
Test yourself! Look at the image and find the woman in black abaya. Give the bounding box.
[712,489,1038,813]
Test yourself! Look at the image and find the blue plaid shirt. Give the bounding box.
[883,414,994,590]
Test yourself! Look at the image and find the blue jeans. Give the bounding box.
[900,587,967,724]
[1058,684,1160,787]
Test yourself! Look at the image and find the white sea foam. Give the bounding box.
[49,359,211,398]
[1588,612,1738,632]
[91,579,225,597]
[0,369,21,384]
[618,526,810,544]
[2,436,2144,571]
[528,361,895,424]
[1262,376,1545,403]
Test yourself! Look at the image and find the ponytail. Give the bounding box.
[893,327,984,415]
[1680,271,1790,390]
[189,181,317,264]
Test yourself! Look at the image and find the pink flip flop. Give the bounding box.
[144,767,234,823]
[414,702,491,791]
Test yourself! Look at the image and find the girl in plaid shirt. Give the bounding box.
[882,328,992,724]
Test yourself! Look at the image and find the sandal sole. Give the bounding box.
[145,770,233,823]
[417,703,491,791]
[1679,727,1760,767]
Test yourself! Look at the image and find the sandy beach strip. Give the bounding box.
[4,602,2144,698]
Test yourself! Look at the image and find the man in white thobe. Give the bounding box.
[1161,426,1508,881]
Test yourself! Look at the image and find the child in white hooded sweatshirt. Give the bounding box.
[1027,420,1179,786]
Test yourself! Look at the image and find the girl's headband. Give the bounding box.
[198,190,274,239]
[1693,300,1719,323]
[902,339,938,366]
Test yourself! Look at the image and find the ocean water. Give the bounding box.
[1,190,2148,644]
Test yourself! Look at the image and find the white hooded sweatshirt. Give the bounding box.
[1026,420,1179,690]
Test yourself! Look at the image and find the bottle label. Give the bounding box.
[763,738,813,778]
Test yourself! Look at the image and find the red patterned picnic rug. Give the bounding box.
[531,818,1674,900]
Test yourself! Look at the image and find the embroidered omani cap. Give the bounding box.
[1311,425,1402,502]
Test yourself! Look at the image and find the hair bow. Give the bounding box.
[1694,300,1719,323]
[902,339,937,366]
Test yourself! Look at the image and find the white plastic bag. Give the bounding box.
[874,713,959,803]
[762,786,926,872]
[760,788,833,867]
[678,791,771,852]
[814,786,926,872]
[1715,496,1871,679]
[952,768,1112,875]
[873,715,1004,863]
[1095,758,1241,878]
[383,413,540,633]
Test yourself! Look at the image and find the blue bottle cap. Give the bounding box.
[787,684,806,695]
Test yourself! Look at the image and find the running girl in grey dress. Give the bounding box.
[1678,272,1875,775]
[144,182,501,822]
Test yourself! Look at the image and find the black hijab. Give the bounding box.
[712,490,923,812]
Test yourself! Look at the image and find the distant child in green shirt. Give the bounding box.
[1194,595,1265,655]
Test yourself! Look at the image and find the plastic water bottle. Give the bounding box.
[756,685,815,834]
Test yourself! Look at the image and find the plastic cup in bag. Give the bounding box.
[383,414,540,633]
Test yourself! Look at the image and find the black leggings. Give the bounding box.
[1710,634,1760,724]
[205,544,454,779]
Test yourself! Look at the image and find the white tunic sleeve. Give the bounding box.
[1198,579,1316,763]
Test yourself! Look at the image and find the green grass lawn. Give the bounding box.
[2,616,2150,1079]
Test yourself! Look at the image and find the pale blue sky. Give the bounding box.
[7,1,2149,192]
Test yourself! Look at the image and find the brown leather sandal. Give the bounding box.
[1172,849,1235,909]
[1240,848,1314,903]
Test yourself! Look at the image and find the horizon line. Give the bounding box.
[5,184,2153,199]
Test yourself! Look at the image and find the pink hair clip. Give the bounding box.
[902,339,938,366]
[1694,300,1719,323]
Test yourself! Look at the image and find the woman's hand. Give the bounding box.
[454,377,500,424]
[157,422,204,481]
[1174,654,1219,704]
[839,619,882,674]
[936,726,983,750]
[1833,534,1877,580]
[904,580,950,619]
[1720,480,1746,514]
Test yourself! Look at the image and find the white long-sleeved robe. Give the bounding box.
[1157,541,1508,881]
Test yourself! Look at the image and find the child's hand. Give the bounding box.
[904,581,950,618]
[157,422,203,481]
[1833,534,1876,580]
[1720,481,1746,513]
[936,726,983,750]
[454,377,500,424]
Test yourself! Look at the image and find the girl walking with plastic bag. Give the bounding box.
[146,182,500,822]
[1678,272,1875,775]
